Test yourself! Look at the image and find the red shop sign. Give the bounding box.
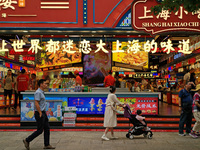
[23,56,35,61]
[9,48,35,55]
[132,0,200,35]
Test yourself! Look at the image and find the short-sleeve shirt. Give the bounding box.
[104,75,115,87]
[179,88,193,105]
[34,88,46,111]
[192,92,200,112]
[4,76,12,90]
[17,74,29,91]
[76,76,82,86]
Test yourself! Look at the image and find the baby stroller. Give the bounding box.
[124,104,153,139]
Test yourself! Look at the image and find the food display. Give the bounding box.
[112,42,148,68]
[36,43,81,68]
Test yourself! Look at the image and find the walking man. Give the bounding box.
[23,79,55,150]
[178,82,194,136]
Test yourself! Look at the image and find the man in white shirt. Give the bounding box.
[183,68,195,86]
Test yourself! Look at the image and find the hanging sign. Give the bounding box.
[132,0,200,35]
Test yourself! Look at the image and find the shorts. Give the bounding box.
[4,89,12,99]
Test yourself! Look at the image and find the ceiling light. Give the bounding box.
[23,30,28,33]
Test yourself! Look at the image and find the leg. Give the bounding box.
[192,112,200,132]
[179,110,187,134]
[8,90,12,108]
[14,90,18,109]
[26,111,45,143]
[185,111,192,133]
[4,90,7,108]
[110,127,114,136]
[43,112,50,146]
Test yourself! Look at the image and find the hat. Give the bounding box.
[74,70,79,75]
[191,84,200,91]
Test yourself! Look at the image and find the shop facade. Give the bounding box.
[0,0,199,127]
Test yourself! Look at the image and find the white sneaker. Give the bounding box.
[101,135,109,141]
[110,136,118,139]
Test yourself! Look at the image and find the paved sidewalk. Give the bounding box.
[0,131,199,150]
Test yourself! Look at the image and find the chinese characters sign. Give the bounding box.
[117,97,158,115]
[132,0,200,34]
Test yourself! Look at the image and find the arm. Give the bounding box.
[112,94,123,107]
[195,101,200,108]
[35,100,42,117]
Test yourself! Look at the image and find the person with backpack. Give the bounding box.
[3,69,14,109]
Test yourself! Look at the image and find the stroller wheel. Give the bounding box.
[126,133,130,138]
[143,133,147,138]
[129,135,134,139]
[148,134,153,139]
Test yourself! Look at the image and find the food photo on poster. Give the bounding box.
[112,41,149,68]
[83,50,111,85]
[36,41,82,68]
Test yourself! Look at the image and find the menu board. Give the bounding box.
[36,42,82,68]
[112,42,149,68]
[83,50,111,85]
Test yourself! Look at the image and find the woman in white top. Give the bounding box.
[101,86,124,141]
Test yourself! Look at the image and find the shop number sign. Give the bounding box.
[0,38,193,55]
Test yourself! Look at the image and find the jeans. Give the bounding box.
[179,104,193,134]
[26,111,50,146]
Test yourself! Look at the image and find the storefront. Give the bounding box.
[0,0,199,120]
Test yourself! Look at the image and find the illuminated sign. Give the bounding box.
[132,0,200,35]
[23,56,35,61]
[133,72,154,78]
[0,39,193,55]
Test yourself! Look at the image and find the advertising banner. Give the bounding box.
[20,100,62,122]
[68,97,107,114]
[112,41,148,68]
[68,96,158,115]
[117,97,158,115]
[36,42,82,68]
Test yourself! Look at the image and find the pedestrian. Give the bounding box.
[3,69,14,109]
[23,79,55,150]
[189,84,200,138]
[178,82,194,136]
[16,69,29,106]
[13,70,21,111]
[183,68,195,86]
[29,73,37,90]
[101,86,124,141]
[104,70,115,87]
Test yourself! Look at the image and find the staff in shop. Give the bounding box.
[74,70,82,86]
[104,70,115,87]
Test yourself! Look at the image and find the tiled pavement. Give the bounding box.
[0,131,200,150]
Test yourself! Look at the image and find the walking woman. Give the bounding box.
[101,86,124,140]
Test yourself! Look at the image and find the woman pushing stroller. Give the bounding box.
[101,86,124,141]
